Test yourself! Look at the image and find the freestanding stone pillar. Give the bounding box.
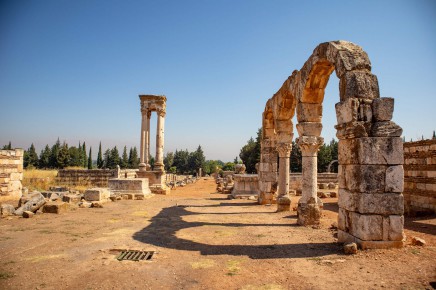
[276,142,292,212]
[258,138,278,205]
[296,135,324,225]
[154,109,165,172]
[137,95,170,195]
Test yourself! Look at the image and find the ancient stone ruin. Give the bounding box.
[259,40,404,249]
[136,95,170,195]
[0,149,24,201]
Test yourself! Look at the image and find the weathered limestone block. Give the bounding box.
[338,137,403,165]
[277,195,291,212]
[338,189,404,215]
[63,194,82,203]
[297,102,322,122]
[14,192,46,216]
[371,121,403,137]
[335,121,370,140]
[332,45,372,78]
[350,212,383,241]
[297,197,322,226]
[385,165,404,193]
[343,165,386,193]
[296,122,322,137]
[23,211,34,218]
[372,97,394,121]
[42,202,69,214]
[335,98,359,124]
[358,101,373,122]
[1,204,15,217]
[84,188,110,202]
[339,70,380,101]
[386,215,404,241]
[108,178,151,197]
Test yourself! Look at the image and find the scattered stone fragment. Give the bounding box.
[327,182,336,189]
[109,196,117,202]
[330,192,337,198]
[344,243,358,255]
[22,211,34,218]
[317,192,330,198]
[411,236,426,247]
[91,202,104,208]
[15,192,46,216]
[79,201,92,208]
[62,194,82,203]
[1,204,16,217]
[42,202,69,214]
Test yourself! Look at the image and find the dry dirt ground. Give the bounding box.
[1,178,435,290]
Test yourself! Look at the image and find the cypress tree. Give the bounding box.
[88,147,92,169]
[49,138,61,168]
[97,142,103,168]
[38,145,51,169]
[57,143,70,169]
[433,130,436,140]
[24,143,38,168]
[130,147,139,168]
[109,146,120,169]
[83,142,87,168]
[103,149,111,168]
[121,146,129,169]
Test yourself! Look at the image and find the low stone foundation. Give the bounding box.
[108,178,152,199]
[232,174,259,198]
[136,170,170,195]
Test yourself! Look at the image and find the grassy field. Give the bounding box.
[22,169,58,191]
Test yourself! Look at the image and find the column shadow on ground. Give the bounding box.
[132,204,342,259]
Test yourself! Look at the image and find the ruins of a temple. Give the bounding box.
[136,95,170,194]
[259,40,404,249]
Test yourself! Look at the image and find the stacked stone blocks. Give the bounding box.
[403,139,436,214]
[0,149,24,200]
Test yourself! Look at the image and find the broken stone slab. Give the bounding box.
[15,192,46,216]
[411,236,426,246]
[339,70,380,101]
[84,188,110,202]
[344,243,358,254]
[1,204,16,217]
[372,97,394,121]
[42,202,69,214]
[19,191,41,207]
[91,202,103,208]
[49,186,69,192]
[62,194,82,203]
[78,201,92,208]
[370,121,403,137]
[23,211,34,218]
[317,192,331,198]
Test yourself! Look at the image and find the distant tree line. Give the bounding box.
[2,139,141,170]
[238,129,339,173]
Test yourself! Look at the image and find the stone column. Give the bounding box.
[145,110,151,168]
[296,135,324,225]
[154,109,165,172]
[140,111,147,164]
[276,142,292,212]
[258,138,278,205]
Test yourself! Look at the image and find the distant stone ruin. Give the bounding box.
[0,149,24,201]
[260,40,404,249]
[136,95,170,194]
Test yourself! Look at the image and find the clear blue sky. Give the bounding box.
[1,0,435,161]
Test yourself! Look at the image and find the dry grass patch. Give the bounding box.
[22,169,58,191]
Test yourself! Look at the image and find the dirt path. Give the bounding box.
[1,178,435,289]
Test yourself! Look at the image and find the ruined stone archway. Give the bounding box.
[260,41,404,249]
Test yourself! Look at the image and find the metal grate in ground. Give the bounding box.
[116,250,154,261]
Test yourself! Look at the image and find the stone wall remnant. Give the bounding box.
[403,139,436,215]
[0,149,24,201]
[260,40,404,249]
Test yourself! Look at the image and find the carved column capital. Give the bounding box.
[276,142,292,158]
[296,136,324,157]
[157,109,166,117]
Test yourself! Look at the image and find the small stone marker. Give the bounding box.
[411,236,426,247]
[22,211,34,218]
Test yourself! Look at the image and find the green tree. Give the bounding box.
[2,141,12,150]
[103,149,111,168]
[204,160,220,175]
[88,147,93,169]
[108,146,120,169]
[173,149,189,174]
[68,146,83,167]
[164,152,174,171]
[97,142,103,168]
[317,144,332,173]
[49,138,61,168]
[24,143,39,168]
[128,147,139,168]
[57,143,70,169]
[38,145,51,169]
[120,146,129,169]
[239,128,261,173]
[290,140,302,172]
[222,162,235,171]
[187,145,206,175]
[83,142,88,168]
[433,130,436,140]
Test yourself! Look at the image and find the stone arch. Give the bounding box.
[260,40,404,249]
[294,41,404,249]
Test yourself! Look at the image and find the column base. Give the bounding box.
[258,192,277,205]
[297,197,322,226]
[277,195,291,212]
[154,162,164,172]
[338,230,404,249]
